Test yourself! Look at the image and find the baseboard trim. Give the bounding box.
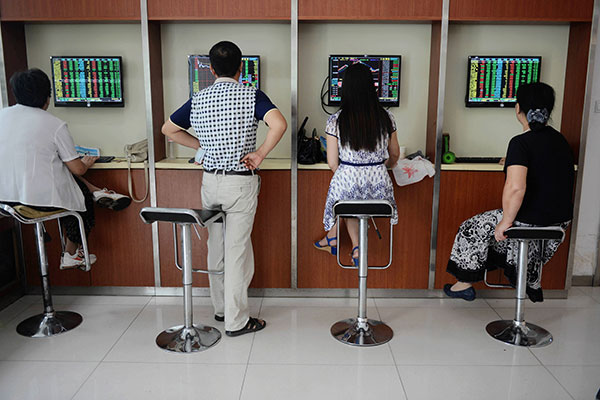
[572,275,594,286]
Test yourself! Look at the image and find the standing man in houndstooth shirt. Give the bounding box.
[162,41,287,337]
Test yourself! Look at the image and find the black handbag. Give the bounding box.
[297,117,325,164]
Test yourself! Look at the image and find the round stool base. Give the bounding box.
[331,318,393,347]
[16,311,82,338]
[156,324,221,353]
[486,320,552,348]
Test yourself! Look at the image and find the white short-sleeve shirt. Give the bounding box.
[0,104,85,211]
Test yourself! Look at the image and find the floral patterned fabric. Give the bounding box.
[322,110,398,231]
[446,209,569,293]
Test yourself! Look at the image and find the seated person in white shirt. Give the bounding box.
[0,68,130,269]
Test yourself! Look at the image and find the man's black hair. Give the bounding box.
[209,41,242,78]
[9,68,51,109]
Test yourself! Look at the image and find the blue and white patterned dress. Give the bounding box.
[323,110,398,231]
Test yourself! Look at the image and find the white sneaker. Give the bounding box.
[93,188,131,211]
[60,248,97,270]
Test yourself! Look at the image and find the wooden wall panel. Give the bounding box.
[148,0,290,20]
[426,22,441,159]
[148,21,166,161]
[450,0,593,21]
[84,169,154,286]
[156,169,291,288]
[560,22,592,160]
[435,171,570,290]
[0,0,140,21]
[298,170,432,289]
[21,169,154,287]
[1,22,27,106]
[299,0,442,20]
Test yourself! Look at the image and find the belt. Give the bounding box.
[203,169,255,176]
[339,160,385,167]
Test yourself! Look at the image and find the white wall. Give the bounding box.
[573,21,600,278]
[25,23,146,157]
[443,24,570,157]
[298,22,432,155]
[161,22,291,159]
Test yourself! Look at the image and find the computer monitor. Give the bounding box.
[188,55,260,96]
[328,55,401,107]
[50,56,124,107]
[465,56,541,107]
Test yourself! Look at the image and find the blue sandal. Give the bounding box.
[352,246,359,267]
[313,236,337,256]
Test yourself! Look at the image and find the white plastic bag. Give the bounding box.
[392,156,435,186]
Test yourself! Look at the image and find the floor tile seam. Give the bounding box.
[69,301,149,399]
[69,361,102,400]
[0,359,100,364]
[97,360,248,366]
[387,342,410,400]
[538,360,576,400]
[237,297,264,400]
[393,363,553,368]
[246,362,399,366]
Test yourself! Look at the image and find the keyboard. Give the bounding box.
[454,157,502,164]
[96,156,115,163]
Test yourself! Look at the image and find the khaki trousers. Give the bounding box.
[201,172,260,331]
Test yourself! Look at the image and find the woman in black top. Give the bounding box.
[444,82,574,302]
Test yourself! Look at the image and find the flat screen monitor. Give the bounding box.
[51,56,124,107]
[328,55,401,107]
[188,55,260,96]
[465,56,541,107]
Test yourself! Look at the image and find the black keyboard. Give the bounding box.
[96,156,115,163]
[454,157,502,164]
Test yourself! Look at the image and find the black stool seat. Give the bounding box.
[140,207,223,226]
[333,200,393,218]
[505,226,565,241]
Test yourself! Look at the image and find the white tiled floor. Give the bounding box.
[0,291,598,400]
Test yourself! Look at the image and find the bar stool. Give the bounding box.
[485,226,565,347]
[0,203,91,337]
[330,200,394,346]
[140,207,224,353]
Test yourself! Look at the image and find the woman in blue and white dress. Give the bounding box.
[314,63,399,265]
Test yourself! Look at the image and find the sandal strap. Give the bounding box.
[326,236,337,246]
[352,246,359,252]
[248,317,265,330]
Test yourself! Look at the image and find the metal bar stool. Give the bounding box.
[140,207,224,353]
[331,200,394,346]
[0,203,91,337]
[485,226,565,348]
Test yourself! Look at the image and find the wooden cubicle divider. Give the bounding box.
[156,169,291,289]
[0,22,27,106]
[299,0,442,20]
[297,170,432,289]
[561,22,592,159]
[0,0,140,21]
[449,0,594,22]
[426,21,442,159]
[148,0,290,20]
[434,171,571,290]
[147,20,166,161]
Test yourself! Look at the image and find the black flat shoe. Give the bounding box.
[443,283,476,301]
[225,317,266,337]
[214,314,224,322]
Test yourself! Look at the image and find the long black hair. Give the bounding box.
[338,63,393,151]
[516,82,555,132]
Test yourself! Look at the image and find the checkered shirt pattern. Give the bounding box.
[190,82,258,171]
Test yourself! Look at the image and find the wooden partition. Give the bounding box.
[299,0,442,20]
[0,0,140,21]
[156,169,291,289]
[148,0,290,20]
[435,170,571,290]
[298,170,433,289]
[449,0,594,22]
[21,169,153,287]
